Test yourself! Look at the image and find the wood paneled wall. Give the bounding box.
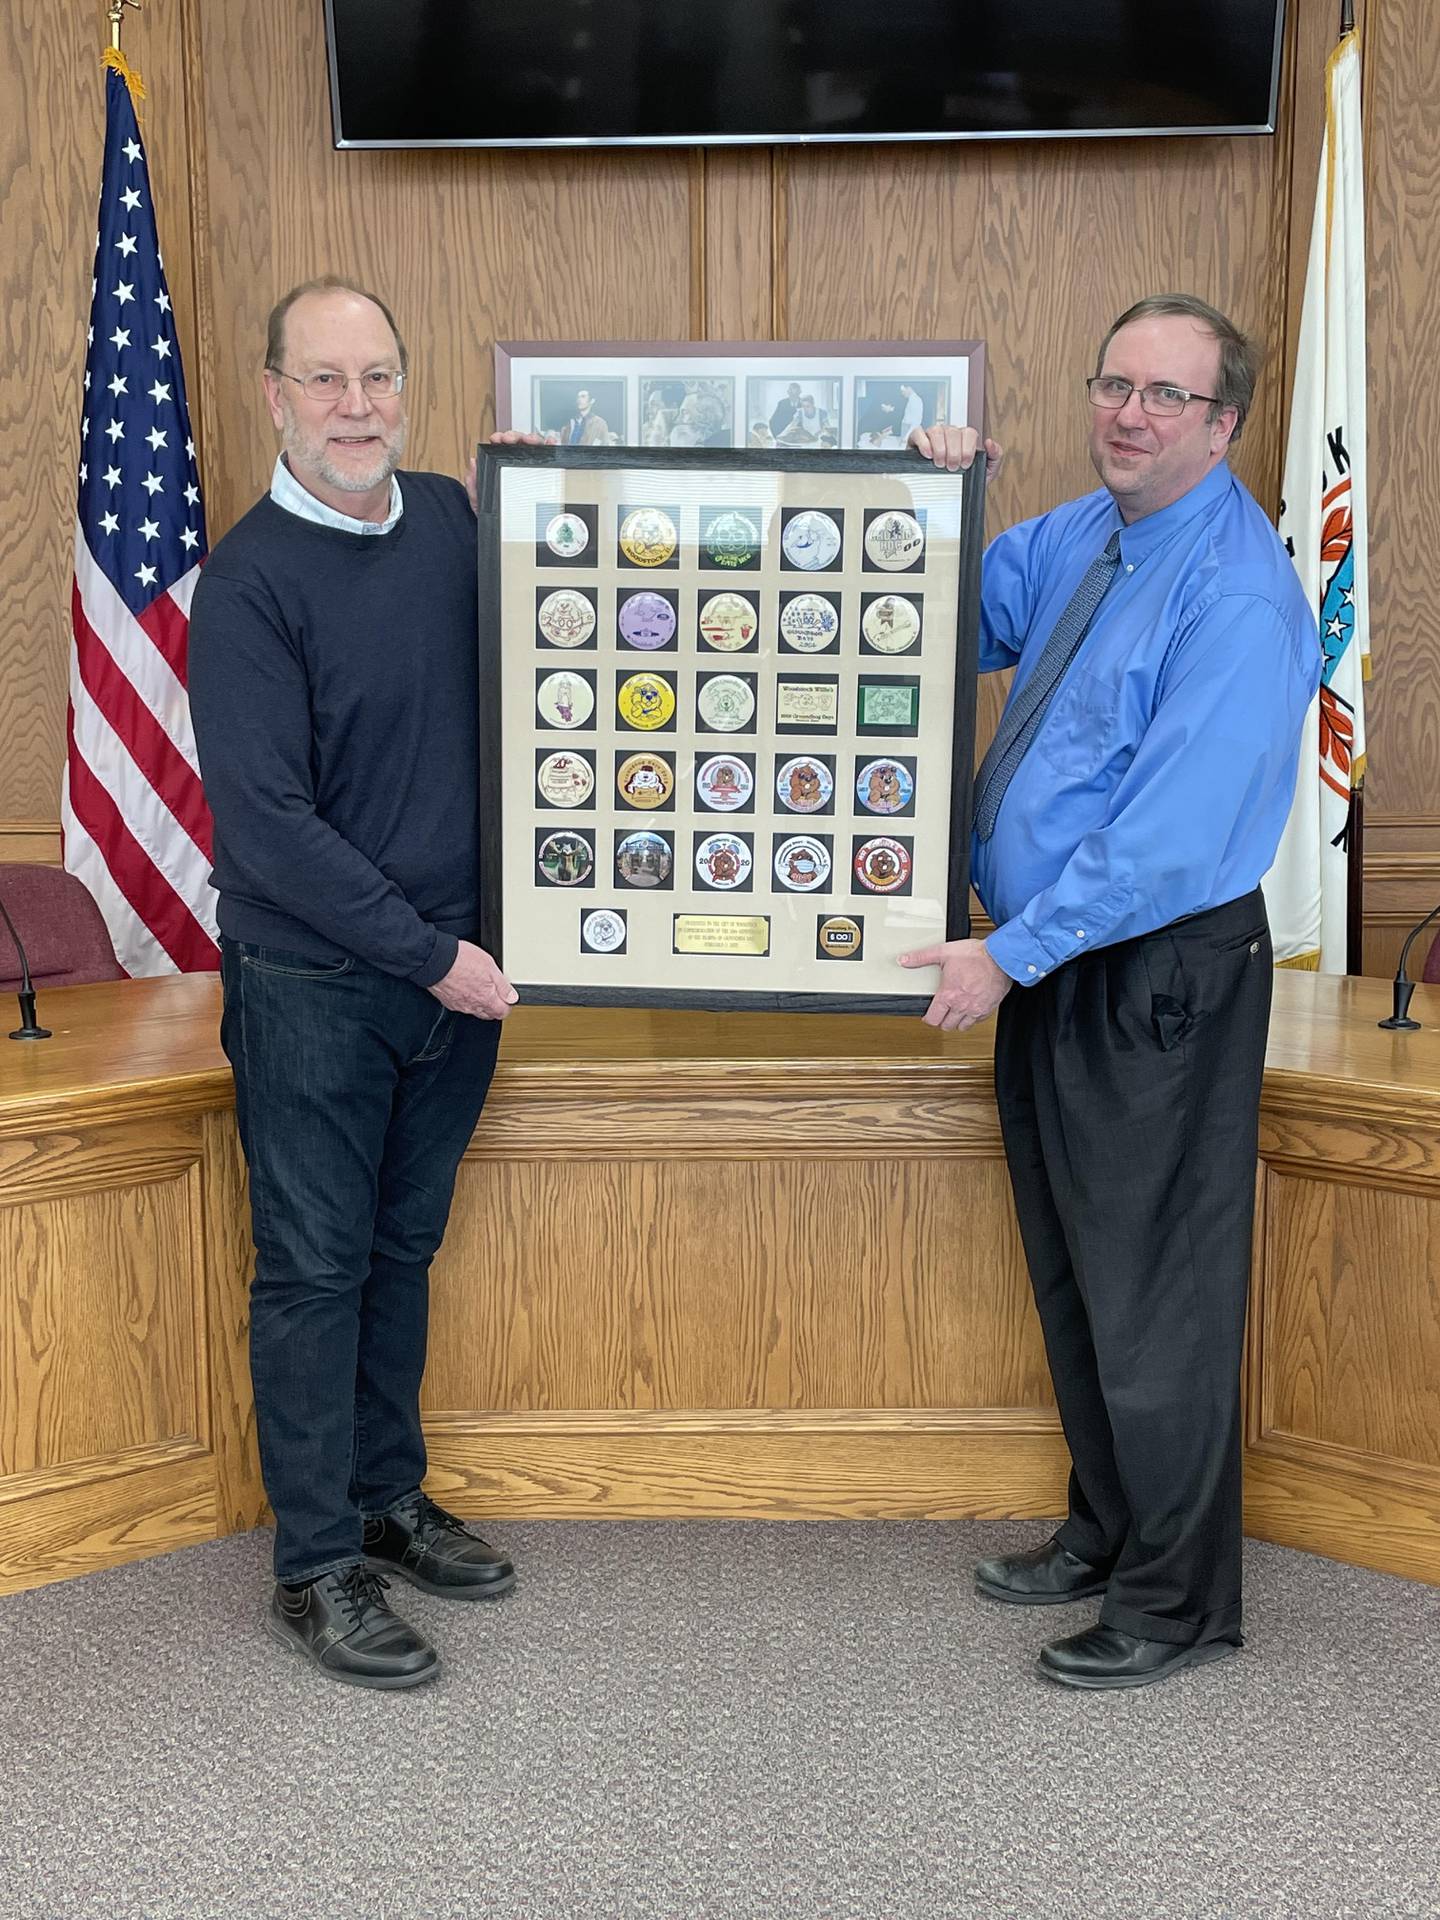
[3,0,1436,966]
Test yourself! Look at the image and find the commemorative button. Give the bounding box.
[616,752,674,809]
[536,751,595,808]
[537,587,596,648]
[817,914,864,960]
[616,830,672,888]
[619,506,678,567]
[617,590,676,650]
[864,509,924,571]
[536,670,594,729]
[856,757,914,815]
[698,590,758,652]
[782,509,842,571]
[774,834,831,892]
[695,833,752,890]
[853,836,912,894]
[536,829,593,887]
[703,510,760,568]
[862,594,921,653]
[779,593,839,652]
[616,671,675,730]
[696,673,755,732]
[581,908,626,954]
[695,753,754,812]
[544,511,589,559]
[776,756,833,814]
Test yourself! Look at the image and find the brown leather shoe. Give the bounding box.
[267,1564,439,1690]
[363,1492,515,1600]
[1039,1623,1243,1690]
[974,1536,1109,1605]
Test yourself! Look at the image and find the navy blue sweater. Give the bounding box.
[188,473,479,987]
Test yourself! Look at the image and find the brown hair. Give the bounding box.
[1096,294,1262,445]
[265,276,409,375]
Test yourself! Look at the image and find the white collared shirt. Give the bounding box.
[269,454,403,535]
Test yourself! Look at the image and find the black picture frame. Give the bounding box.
[476,442,984,1015]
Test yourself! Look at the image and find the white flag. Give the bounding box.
[1264,29,1368,972]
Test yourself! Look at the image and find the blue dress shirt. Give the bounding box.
[973,462,1321,985]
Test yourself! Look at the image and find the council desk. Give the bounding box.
[1,973,1438,1595]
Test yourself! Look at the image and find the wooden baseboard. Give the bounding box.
[0,1447,216,1596]
[421,1408,1071,1521]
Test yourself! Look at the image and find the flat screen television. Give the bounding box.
[325,0,1287,151]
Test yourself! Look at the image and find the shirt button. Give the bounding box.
[1027,964,1037,975]
[1125,563,1134,574]
[1075,929,1086,939]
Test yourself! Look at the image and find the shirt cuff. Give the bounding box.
[984,919,1061,986]
[407,927,459,990]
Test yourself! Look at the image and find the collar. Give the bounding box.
[1111,461,1233,569]
[270,455,403,535]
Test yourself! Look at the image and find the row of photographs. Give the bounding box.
[532,666,922,737]
[533,585,927,656]
[530,502,928,575]
[528,375,954,451]
[535,748,919,818]
[535,826,919,899]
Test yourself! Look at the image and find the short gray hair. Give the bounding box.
[265,276,409,376]
[1096,295,1262,445]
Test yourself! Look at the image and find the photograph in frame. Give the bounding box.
[475,443,985,1015]
[498,340,985,455]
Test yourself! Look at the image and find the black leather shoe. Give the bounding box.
[363,1492,516,1600]
[267,1564,439,1690]
[1038,1623,1243,1691]
[974,1536,1109,1606]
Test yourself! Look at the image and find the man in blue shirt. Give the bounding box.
[904,295,1319,1690]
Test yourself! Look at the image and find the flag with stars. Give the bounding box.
[1263,27,1369,973]
[62,63,219,976]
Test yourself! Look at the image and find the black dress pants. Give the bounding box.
[993,888,1273,1646]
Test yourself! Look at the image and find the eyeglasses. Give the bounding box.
[269,367,406,403]
[1085,375,1219,416]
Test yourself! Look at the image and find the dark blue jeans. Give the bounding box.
[219,940,501,1584]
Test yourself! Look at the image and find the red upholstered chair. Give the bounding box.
[0,863,125,990]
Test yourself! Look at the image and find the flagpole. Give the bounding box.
[107,0,141,53]
[1340,0,1354,30]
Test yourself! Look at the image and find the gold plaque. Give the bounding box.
[673,914,771,956]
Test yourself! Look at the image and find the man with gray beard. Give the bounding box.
[189,278,517,1690]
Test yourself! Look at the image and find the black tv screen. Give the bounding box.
[326,0,1287,150]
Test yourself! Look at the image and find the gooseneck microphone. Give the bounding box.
[1377,899,1440,1032]
[0,891,51,1041]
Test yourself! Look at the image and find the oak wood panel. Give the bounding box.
[1363,0,1440,823]
[201,1108,265,1533]
[1361,850,1440,977]
[701,148,775,341]
[0,1162,203,1476]
[1261,1170,1440,1467]
[190,2,696,542]
[425,1152,1049,1418]
[0,6,195,829]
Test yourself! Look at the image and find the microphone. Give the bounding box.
[1377,899,1440,1031]
[0,889,51,1041]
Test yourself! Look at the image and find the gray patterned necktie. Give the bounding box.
[972,530,1122,842]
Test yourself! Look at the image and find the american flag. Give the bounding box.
[63,65,218,976]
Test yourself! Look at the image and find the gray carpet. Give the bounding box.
[2,1521,1438,1920]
